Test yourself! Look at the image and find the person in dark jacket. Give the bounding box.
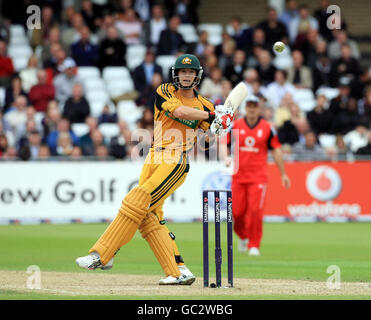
[156,15,186,56]
[98,25,126,69]
[63,83,90,124]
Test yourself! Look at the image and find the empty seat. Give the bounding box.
[178,24,199,43]
[155,55,176,81]
[198,23,223,36]
[77,66,101,80]
[293,89,315,112]
[12,56,29,71]
[71,123,89,137]
[273,55,293,69]
[86,90,110,106]
[7,45,33,58]
[316,87,339,101]
[83,78,106,91]
[118,106,144,131]
[319,134,336,148]
[99,123,120,142]
[106,79,134,97]
[9,25,26,38]
[102,66,131,81]
[0,87,5,108]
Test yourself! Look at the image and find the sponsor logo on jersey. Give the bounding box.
[240,136,259,152]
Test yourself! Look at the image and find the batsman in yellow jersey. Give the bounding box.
[76,54,234,285]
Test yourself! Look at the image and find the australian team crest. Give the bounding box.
[182,57,192,64]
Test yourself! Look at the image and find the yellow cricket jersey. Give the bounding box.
[152,83,215,153]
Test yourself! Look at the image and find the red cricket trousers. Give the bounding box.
[231,179,267,249]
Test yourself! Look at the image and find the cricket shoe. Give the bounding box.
[248,247,260,256]
[238,239,249,253]
[76,252,114,270]
[159,265,196,285]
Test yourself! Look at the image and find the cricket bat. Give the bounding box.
[224,82,250,113]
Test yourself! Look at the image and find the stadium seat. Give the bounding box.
[77,66,101,80]
[316,87,339,101]
[72,123,89,137]
[7,45,33,58]
[9,24,26,38]
[83,78,106,91]
[34,112,44,129]
[89,101,106,118]
[319,134,336,148]
[0,87,5,108]
[106,79,134,97]
[86,90,110,106]
[99,123,120,142]
[155,55,176,81]
[13,56,29,71]
[293,89,316,112]
[126,44,146,70]
[117,100,137,113]
[273,55,293,70]
[178,24,199,43]
[198,23,223,36]
[118,105,144,131]
[102,66,131,82]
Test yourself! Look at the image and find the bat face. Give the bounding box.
[224,82,250,113]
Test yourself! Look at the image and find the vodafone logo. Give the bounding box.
[306,166,342,201]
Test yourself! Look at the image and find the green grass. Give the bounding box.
[1,222,371,299]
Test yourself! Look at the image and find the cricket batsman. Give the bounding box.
[223,95,291,256]
[76,54,234,285]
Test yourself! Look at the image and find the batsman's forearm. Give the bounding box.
[272,148,286,175]
[172,106,210,120]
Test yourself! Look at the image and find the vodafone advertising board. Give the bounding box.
[0,161,369,222]
[264,161,370,218]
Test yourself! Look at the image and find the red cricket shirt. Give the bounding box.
[227,117,281,183]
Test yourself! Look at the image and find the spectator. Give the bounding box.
[115,8,143,45]
[313,0,334,42]
[53,58,82,105]
[194,30,209,57]
[328,29,360,61]
[81,128,105,156]
[256,7,288,50]
[312,53,332,92]
[137,72,163,110]
[41,100,61,142]
[30,6,59,50]
[98,104,118,124]
[0,133,9,158]
[262,70,296,109]
[292,130,326,160]
[288,4,318,44]
[3,95,28,142]
[80,0,101,33]
[38,144,51,159]
[254,49,276,86]
[307,94,333,134]
[217,36,236,72]
[61,12,85,49]
[242,68,259,96]
[56,132,74,156]
[79,116,98,153]
[143,4,167,47]
[224,50,246,87]
[156,15,186,56]
[71,26,98,66]
[46,117,79,155]
[109,120,131,159]
[343,124,369,153]
[278,0,299,31]
[62,83,90,124]
[199,67,223,101]
[167,0,199,24]
[40,26,65,66]
[98,26,127,69]
[248,28,270,56]
[0,39,14,87]
[70,146,83,158]
[18,117,40,149]
[286,50,313,89]
[28,69,55,113]
[96,13,124,43]
[334,134,348,157]
[355,132,371,156]
[3,75,28,114]
[278,117,310,145]
[229,16,253,52]
[132,49,162,94]
[358,85,371,127]
[19,55,39,93]
[0,119,15,148]
[213,79,232,106]
[330,44,361,89]
[274,93,295,127]
[300,28,324,65]
[18,130,43,160]
[96,144,110,159]
[331,97,361,135]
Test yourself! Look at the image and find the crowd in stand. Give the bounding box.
[0,0,371,161]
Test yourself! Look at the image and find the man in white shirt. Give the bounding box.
[261,69,296,109]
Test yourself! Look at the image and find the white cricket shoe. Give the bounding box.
[76,252,114,270]
[159,265,196,285]
[248,247,260,256]
[238,239,249,253]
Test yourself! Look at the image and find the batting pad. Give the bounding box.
[89,186,152,265]
[139,213,181,278]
